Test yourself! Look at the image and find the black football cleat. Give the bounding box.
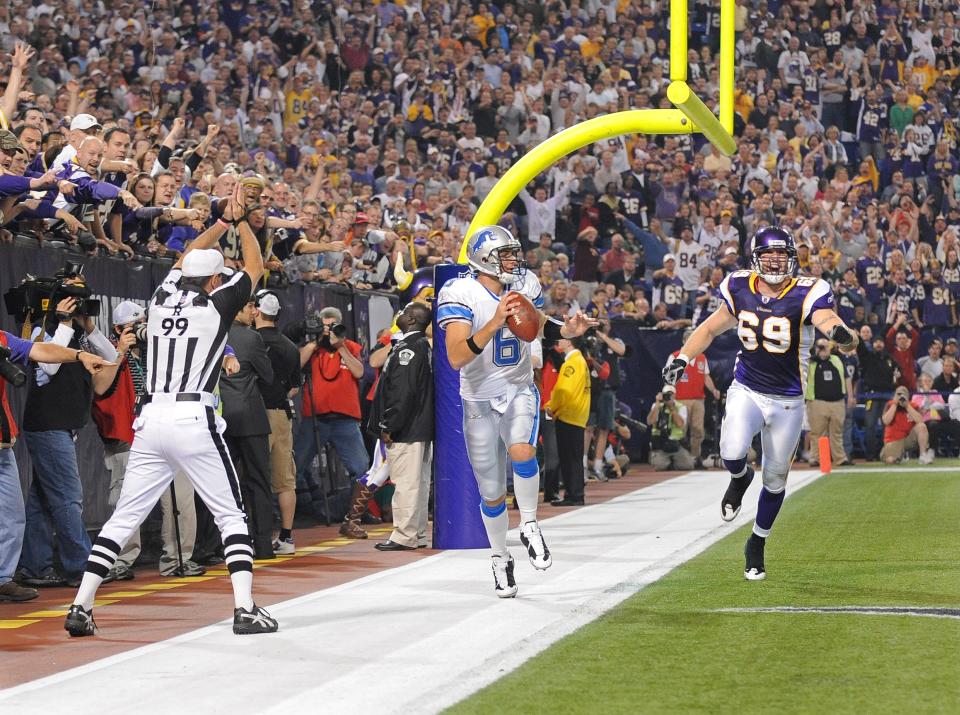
[233,605,279,635]
[721,465,755,522]
[64,604,96,637]
[744,533,766,581]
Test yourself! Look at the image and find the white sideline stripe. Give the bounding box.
[0,469,823,713]
[830,466,959,474]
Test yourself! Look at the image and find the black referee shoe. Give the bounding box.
[233,605,279,635]
[64,604,96,637]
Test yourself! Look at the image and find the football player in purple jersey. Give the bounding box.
[663,226,858,580]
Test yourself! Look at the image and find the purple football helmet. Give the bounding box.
[750,225,798,284]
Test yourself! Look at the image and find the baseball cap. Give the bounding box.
[254,291,281,317]
[948,338,958,345]
[720,209,732,217]
[355,211,370,224]
[113,300,145,325]
[663,253,677,263]
[70,113,101,131]
[181,249,225,278]
[0,130,22,152]
[662,384,676,394]
[723,247,739,256]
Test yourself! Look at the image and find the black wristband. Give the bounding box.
[466,336,483,355]
[544,318,564,340]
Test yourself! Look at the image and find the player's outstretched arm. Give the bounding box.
[811,308,859,354]
[662,305,737,386]
[445,294,519,370]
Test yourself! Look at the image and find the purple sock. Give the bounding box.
[754,488,785,537]
[723,457,747,477]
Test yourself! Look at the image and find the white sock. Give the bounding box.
[480,506,509,557]
[230,570,254,610]
[74,572,104,611]
[582,455,588,468]
[512,474,540,525]
[593,458,603,472]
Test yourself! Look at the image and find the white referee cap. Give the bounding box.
[113,300,145,325]
[182,249,225,277]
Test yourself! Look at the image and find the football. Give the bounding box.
[506,292,540,342]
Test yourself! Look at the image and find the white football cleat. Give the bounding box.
[491,554,518,598]
[519,521,552,570]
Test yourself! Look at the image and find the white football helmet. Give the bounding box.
[465,225,526,285]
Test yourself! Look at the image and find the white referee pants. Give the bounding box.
[720,381,803,493]
[93,401,252,575]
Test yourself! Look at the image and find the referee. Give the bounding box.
[66,186,279,637]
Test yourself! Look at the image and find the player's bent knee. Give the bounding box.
[762,470,788,494]
[479,499,507,518]
[508,443,536,462]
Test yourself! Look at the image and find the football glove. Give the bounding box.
[830,325,854,346]
[662,355,688,387]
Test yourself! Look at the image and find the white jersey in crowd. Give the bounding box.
[147,267,252,395]
[673,238,706,291]
[437,269,545,401]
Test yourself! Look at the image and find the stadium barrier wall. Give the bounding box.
[0,242,398,528]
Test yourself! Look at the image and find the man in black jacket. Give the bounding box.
[856,327,900,461]
[252,290,301,555]
[369,303,434,552]
[220,300,275,559]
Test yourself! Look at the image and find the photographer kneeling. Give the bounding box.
[647,384,695,472]
[880,385,933,465]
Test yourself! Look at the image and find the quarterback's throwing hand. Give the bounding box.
[561,311,598,337]
[662,355,688,386]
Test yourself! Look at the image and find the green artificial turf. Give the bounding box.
[450,471,960,715]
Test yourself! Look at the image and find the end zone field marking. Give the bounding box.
[714,606,960,619]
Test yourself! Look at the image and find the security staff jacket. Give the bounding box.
[805,354,847,402]
[256,326,301,411]
[220,322,273,437]
[545,349,590,428]
[367,330,434,443]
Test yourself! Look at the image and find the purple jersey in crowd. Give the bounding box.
[855,255,885,303]
[720,270,834,397]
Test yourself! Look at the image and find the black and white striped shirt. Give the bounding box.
[147,268,252,395]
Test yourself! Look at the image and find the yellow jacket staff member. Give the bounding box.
[545,338,591,506]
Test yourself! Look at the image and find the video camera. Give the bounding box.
[0,345,26,387]
[615,409,647,434]
[3,260,101,324]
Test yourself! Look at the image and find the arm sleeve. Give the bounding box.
[73,176,122,202]
[36,323,76,376]
[0,175,32,197]
[19,201,59,219]
[84,328,120,362]
[3,331,33,365]
[156,145,172,170]
[210,272,253,319]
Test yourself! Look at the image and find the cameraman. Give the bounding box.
[17,278,120,589]
[880,385,932,465]
[647,385,694,471]
[295,307,369,524]
[0,329,112,601]
[585,320,627,480]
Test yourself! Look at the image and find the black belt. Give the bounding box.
[140,393,204,404]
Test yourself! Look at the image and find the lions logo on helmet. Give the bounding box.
[466,225,526,285]
[750,225,798,285]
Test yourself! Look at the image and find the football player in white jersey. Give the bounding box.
[437,226,594,597]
